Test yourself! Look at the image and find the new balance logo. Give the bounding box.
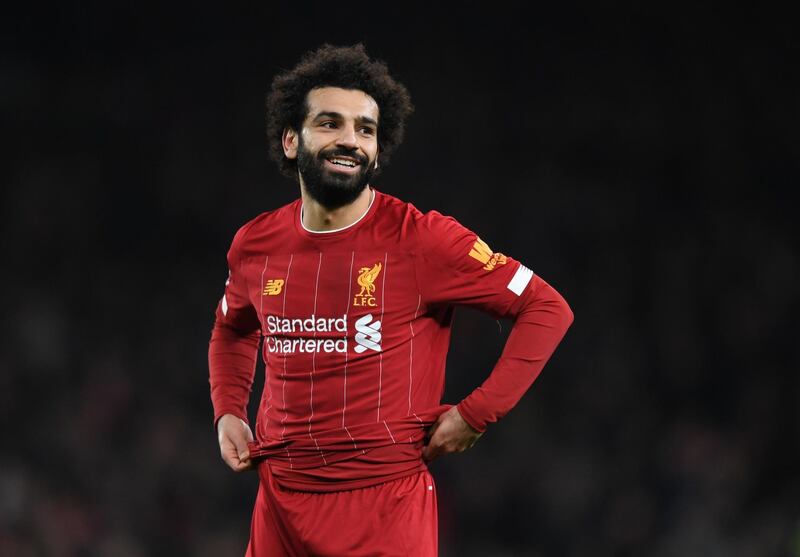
[354,314,382,353]
[468,237,507,271]
[262,279,284,295]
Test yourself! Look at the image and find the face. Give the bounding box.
[283,87,380,209]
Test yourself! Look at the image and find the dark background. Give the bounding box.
[2,5,798,556]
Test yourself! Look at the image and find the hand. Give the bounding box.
[217,414,255,472]
[422,406,483,463]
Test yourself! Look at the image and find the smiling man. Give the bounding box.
[294,87,379,208]
[208,44,573,556]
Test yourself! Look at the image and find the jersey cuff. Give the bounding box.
[213,407,250,431]
[456,401,487,433]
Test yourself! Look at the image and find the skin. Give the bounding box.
[285,87,379,232]
[421,406,482,463]
[218,414,254,472]
[217,86,481,473]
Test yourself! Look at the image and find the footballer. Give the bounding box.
[208,44,573,556]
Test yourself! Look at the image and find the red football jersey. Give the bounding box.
[209,188,572,491]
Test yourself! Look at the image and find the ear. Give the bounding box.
[282,128,298,160]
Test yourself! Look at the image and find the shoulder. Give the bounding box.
[228,198,300,259]
[409,204,475,251]
[374,190,468,240]
[376,192,481,270]
[373,190,422,221]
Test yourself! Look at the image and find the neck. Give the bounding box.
[299,183,374,232]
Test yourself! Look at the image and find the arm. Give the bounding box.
[414,210,573,461]
[208,225,262,471]
[209,319,260,427]
[209,319,259,472]
[423,275,572,461]
[456,275,573,432]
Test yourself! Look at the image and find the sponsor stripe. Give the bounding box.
[507,264,534,295]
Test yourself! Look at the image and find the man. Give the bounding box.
[209,44,573,556]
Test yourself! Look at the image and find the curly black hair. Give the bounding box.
[266,44,414,180]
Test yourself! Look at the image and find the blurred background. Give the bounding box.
[2,4,798,556]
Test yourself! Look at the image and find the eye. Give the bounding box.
[360,127,376,135]
[320,121,337,129]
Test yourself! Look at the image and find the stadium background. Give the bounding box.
[2,5,797,556]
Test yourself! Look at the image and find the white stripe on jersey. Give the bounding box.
[408,294,421,415]
[507,264,534,295]
[259,256,272,437]
[280,254,294,468]
[376,252,388,422]
[308,253,328,465]
[342,251,355,431]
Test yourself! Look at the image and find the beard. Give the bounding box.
[297,139,376,209]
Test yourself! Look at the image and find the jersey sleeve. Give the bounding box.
[414,210,573,431]
[208,223,262,428]
[414,210,534,318]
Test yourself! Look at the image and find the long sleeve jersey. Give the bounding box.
[209,188,573,491]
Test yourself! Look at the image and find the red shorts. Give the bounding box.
[246,464,438,556]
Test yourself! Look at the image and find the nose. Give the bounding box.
[335,124,359,149]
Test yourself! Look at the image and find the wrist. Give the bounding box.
[215,411,249,432]
[456,401,486,433]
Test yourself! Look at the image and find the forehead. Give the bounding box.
[304,87,379,122]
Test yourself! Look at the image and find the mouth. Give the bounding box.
[324,155,362,174]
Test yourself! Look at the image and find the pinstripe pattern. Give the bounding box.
[258,256,271,439]
[279,254,294,468]
[383,420,396,444]
[308,253,327,464]
[341,251,355,429]
[376,252,388,423]
[407,294,421,415]
[341,251,361,451]
[409,294,423,442]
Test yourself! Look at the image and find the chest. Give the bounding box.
[241,250,422,331]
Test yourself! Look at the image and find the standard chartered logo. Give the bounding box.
[264,313,382,354]
[266,314,347,354]
[354,314,382,353]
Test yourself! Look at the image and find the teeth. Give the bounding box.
[330,158,357,167]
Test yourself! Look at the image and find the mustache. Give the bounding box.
[318,147,368,166]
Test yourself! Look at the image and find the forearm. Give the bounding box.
[208,322,260,427]
[457,276,573,432]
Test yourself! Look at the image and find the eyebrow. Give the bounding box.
[313,111,378,127]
